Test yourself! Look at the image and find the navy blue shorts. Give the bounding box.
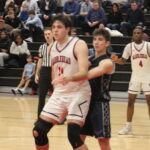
[81,101,111,138]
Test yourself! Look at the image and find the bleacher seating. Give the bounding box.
[1,2,150,93]
[0,36,133,92]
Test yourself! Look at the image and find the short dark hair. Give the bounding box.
[26,55,33,59]
[44,27,51,32]
[29,10,35,15]
[131,1,137,4]
[93,28,111,42]
[51,14,72,28]
[134,26,143,33]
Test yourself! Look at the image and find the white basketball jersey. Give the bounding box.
[51,37,90,94]
[131,41,150,81]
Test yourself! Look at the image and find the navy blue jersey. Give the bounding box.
[89,54,112,102]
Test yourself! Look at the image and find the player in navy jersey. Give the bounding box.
[80,28,115,150]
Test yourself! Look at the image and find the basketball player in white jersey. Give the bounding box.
[32,14,91,150]
[113,27,150,135]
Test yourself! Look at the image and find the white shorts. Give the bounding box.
[41,92,91,123]
[128,81,150,95]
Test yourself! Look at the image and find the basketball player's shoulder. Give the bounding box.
[74,39,88,49]
[126,42,132,47]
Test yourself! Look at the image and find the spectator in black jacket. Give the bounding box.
[106,3,123,30]
[5,10,22,29]
[120,1,145,36]
[39,0,57,27]
[0,30,11,67]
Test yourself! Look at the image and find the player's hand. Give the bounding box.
[52,75,72,86]
[52,75,66,86]
[111,54,118,62]
[117,58,124,64]
[35,74,39,84]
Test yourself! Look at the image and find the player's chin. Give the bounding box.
[53,35,59,40]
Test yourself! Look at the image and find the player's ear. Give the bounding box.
[106,41,110,47]
[67,27,71,33]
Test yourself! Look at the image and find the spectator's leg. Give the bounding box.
[112,24,119,30]
[0,53,9,67]
[106,23,112,29]
[82,22,91,35]
[91,23,100,34]
[120,22,130,36]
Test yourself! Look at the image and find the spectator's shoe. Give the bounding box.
[18,89,24,96]
[118,125,133,135]
[11,89,17,95]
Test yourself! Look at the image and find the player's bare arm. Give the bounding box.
[70,40,89,81]
[87,59,114,80]
[35,58,42,83]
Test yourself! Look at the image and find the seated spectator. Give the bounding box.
[77,0,93,27]
[20,0,34,10]
[0,31,11,67]
[0,17,13,33]
[4,2,19,17]
[19,3,29,24]
[11,55,36,95]
[5,10,22,29]
[63,0,80,27]
[8,34,30,68]
[106,3,123,30]
[25,10,43,42]
[39,0,57,27]
[80,0,93,17]
[120,1,145,36]
[82,0,107,35]
[121,0,144,12]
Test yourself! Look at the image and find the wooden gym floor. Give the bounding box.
[0,93,150,150]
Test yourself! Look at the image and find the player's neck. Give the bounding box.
[57,35,69,45]
[47,39,53,45]
[95,50,106,58]
[135,40,143,44]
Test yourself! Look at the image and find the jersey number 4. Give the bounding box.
[139,60,143,67]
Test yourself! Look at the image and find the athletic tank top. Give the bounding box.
[51,37,91,94]
[131,41,150,81]
[89,54,112,102]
